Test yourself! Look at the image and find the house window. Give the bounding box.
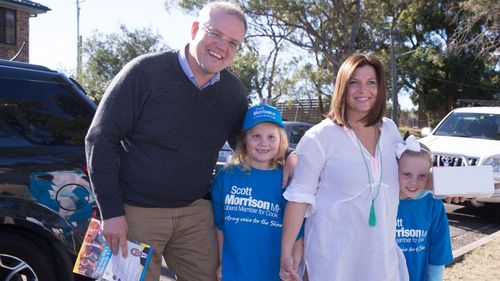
[0,8,16,44]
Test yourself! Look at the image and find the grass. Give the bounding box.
[444,234,500,280]
[399,126,422,138]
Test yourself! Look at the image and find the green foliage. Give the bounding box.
[228,44,260,103]
[80,25,168,103]
[167,0,499,123]
[449,0,499,63]
[376,0,499,122]
[170,0,371,117]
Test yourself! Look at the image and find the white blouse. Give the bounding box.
[284,118,408,281]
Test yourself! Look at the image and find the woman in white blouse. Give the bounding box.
[279,54,409,281]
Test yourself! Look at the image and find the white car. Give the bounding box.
[419,107,500,204]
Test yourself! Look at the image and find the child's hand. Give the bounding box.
[216,264,222,281]
[279,270,300,281]
[444,196,467,204]
[280,255,300,281]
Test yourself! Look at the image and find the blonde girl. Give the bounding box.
[396,135,453,281]
[211,104,303,281]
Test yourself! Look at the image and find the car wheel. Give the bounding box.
[486,203,500,220]
[0,232,57,281]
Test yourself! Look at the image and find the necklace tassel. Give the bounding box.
[369,200,377,227]
[351,125,381,228]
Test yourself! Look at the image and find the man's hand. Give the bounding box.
[282,152,297,188]
[102,216,128,258]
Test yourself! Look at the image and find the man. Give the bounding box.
[85,2,248,281]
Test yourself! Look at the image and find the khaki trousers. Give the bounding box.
[125,199,217,281]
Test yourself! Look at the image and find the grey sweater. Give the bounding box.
[85,50,248,219]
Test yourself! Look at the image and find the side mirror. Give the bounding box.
[421,127,432,137]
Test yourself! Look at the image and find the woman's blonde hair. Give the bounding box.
[226,124,288,171]
[327,54,387,128]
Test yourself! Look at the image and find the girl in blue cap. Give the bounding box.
[211,104,303,281]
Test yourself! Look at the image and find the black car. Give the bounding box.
[0,60,96,281]
[214,121,314,173]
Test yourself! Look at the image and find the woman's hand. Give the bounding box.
[282,152,297,188]
[216,264,222,281]
[280,255,300,281]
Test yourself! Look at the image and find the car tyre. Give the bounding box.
[487,203,500,220]
[0,232,57,281]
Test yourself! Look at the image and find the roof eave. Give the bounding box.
[0,0,50,15]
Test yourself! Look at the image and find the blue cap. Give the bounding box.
[242,104,284,130]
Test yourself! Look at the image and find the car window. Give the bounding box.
[218,142,233,162]
[0,78,94,145]
[434,112,500,140]
[290,125,310,145]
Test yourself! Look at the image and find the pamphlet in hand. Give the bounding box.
[73,218,153,281]
[432,165,494,198]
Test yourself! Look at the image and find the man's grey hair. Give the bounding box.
[198,1,247,33]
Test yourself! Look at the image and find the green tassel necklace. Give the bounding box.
[351,126,382,228]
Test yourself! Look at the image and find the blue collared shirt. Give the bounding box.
[178,44,220,89]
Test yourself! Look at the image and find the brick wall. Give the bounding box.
[0,10,30,62]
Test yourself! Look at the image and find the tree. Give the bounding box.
[449,0,500,63]
[247,0,377,114]
[167,0,372,115]
[80,25,168,102]
[395,1,499,124]
[228,22,292,105]
[166,0,499,124]
[227,44,259,103]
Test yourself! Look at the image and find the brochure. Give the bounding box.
[73,218,153,281]
[432,166,494,198]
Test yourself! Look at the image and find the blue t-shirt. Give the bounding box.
[396,192,453,281]
[211,165,285,281]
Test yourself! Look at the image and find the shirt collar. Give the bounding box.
[178,44,220,89]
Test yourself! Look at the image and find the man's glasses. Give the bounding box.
[201,23,242,51]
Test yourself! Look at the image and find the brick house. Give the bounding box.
[0,0,49,62]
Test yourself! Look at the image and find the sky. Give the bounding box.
[28,0,415,109]
[30,0,194,71]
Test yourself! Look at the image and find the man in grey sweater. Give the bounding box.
[85,2,248,281]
